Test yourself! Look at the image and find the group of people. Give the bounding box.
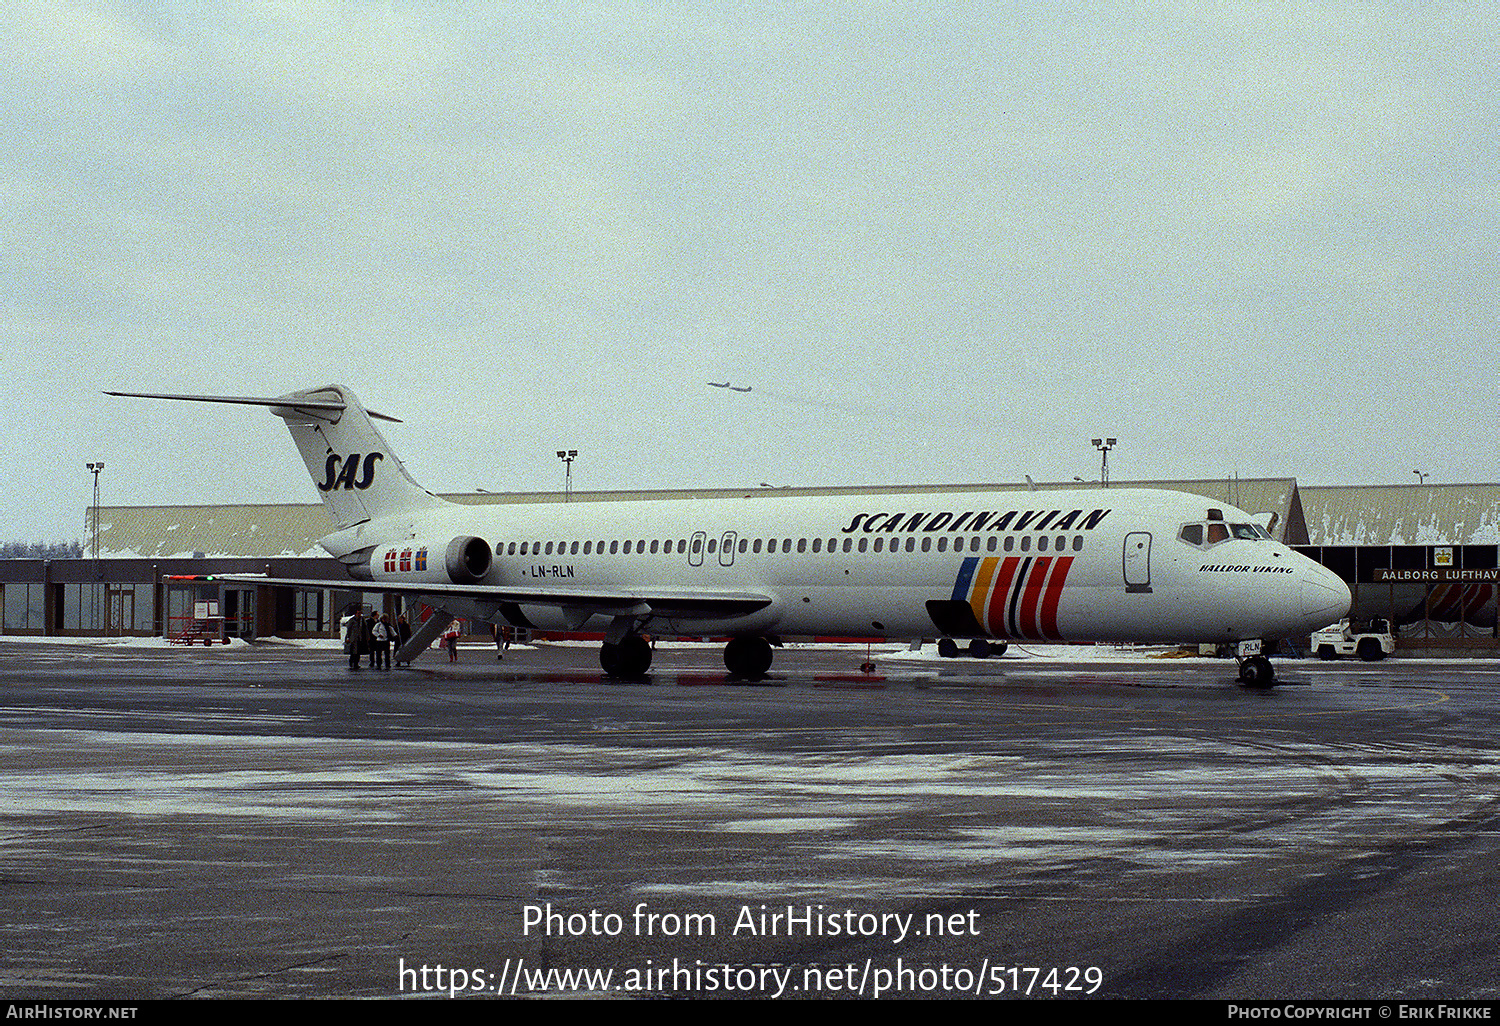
[345,610,411,669]
[345,611,518,667]
[436,622,513,662]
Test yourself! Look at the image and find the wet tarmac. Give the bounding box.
[1,640,1497,999]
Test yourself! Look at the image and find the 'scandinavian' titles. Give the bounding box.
[840,508,1110,534]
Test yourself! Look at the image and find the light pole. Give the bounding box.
[1091,438,1116,488]
[87,461,103,630]
[1413,470,1429,485]
[556,450,576,501]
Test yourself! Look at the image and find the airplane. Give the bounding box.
[708,381,752,392]
[108,384,1350,686]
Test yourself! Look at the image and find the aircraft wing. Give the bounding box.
[214,574,773,619]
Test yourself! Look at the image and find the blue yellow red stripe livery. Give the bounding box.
[951,555,1075,641]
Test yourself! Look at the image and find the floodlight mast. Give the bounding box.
[556,450,577,501]
[1091,438,1116,488]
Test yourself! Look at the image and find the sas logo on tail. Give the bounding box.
[318,452,383,491]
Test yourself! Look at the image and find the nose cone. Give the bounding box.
[1300,566,1351,632]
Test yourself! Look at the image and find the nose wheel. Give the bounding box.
[1237,654,1275,688]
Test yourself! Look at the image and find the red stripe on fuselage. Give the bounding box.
[1040,556,1074,640]
[987,556,1022,637]
[1017,557,1052,639]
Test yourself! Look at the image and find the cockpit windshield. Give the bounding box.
[1178,521,1270,548]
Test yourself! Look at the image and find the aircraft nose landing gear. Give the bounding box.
[1237,655,1274,687]
[1235,639,1276,688]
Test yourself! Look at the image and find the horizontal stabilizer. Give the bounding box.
[103,389,403,423]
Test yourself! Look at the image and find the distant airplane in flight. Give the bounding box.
[708,381,752,392]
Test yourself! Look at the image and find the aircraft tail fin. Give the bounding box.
[106,385,448,530]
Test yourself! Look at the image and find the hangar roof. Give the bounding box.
[90,477,1308,558]
[1298,484,1500,545]
[93,503,334,559]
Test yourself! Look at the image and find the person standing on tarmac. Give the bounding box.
[346,608,366,670]
[395,613,412,666]
[365,611,380,668]
[373,614,394,669]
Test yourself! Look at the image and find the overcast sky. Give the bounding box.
[3,2,1495,540]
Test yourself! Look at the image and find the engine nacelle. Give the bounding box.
[370,536,493,584]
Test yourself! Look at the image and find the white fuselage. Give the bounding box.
[329,487,1350,645]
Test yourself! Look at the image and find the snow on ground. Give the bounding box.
[2,634,1486,665]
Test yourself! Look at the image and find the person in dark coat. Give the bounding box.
[364,612,379,668]
[395,614,412,666]
[346,610,365,669]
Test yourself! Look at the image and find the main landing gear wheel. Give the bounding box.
[600,634,652,678]
[1237,654,1275,688]
[938,638,1007,659]
[723,636,774,679]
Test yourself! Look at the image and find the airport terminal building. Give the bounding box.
[5,479,1497,651]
